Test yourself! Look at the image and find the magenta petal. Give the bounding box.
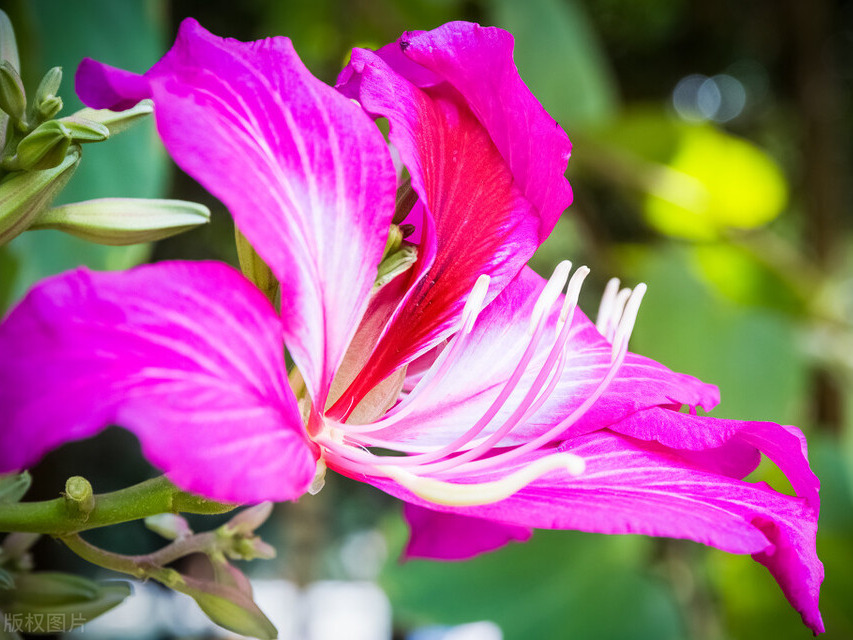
[75,58,152,110]
[0,262,316,503]
[365,430,823,633]
[391,22,573,237]
[402,503,531,561]
[89,19,397,406]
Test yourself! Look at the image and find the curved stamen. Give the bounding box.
[378,453,585,507]
[390,266,589,474]
[433,282,646,477]
[354,262,577,461]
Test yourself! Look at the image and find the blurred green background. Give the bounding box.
[2,0,851,638]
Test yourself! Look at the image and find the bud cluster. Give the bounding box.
[0,9,209,246]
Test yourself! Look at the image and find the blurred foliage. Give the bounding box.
[4,0,852,639]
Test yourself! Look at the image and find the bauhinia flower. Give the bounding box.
[0,20,823,632]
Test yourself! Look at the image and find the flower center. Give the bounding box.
[311,261,646,508]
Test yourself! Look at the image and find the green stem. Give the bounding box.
[0,476,236,535]
[60,533,183,587]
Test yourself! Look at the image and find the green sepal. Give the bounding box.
[0,473,31,504]
[0,146,79,244]
[30,197,211,245]
[375,244,417,291]
[14,120,71,171]
[56,116,108,143]
[71,99,153,136]
[0,61,25,123]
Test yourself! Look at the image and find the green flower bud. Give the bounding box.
[0,575,130,632]
[37,94,62,121]
[144,513,193,540]
[0,145,79,244]
[57,115,109,143]
[15,120,72,170]
[0,9,20,150]
[0,472,31,504]
[71,98,153,136]
[30,197,211,245]
[375,243,417,291]
[172,575,277,640]
[35,66,61,102]
[0,60,25,122]
[5,572,99,606]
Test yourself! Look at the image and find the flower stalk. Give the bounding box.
[0,476,235,536]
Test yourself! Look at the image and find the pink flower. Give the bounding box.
[0,20,822,632]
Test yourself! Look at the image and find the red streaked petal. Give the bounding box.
[333,49,541,410]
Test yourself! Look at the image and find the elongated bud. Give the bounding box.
[15,120,72,170]
[30,197,210,245]
[223,503,273,536]
[0,9,19,149]
[71,98,153,136]
[172,575,277,640]
[0,575,130,631]
[0,60,25,122]
[145,513,193,540]
[9,572,99,606]
[30,66,63,122]
[0,11,19,72]
[0,146,79,244]
[57,115,109,143]
[35,66,61,102]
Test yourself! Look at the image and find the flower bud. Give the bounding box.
[0,146,79,244]
[0,574,130,631]
[57,115,109,143]
[30,197,211,245]
[144,513,193,540]
[222,502,274,536]
[0,10,19,72]
[0,471,31,504]
[172,574,277,640]
[0,60,25,122]
[15,120,72,170]
[30,66,63,123]
[71,98,153,136]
